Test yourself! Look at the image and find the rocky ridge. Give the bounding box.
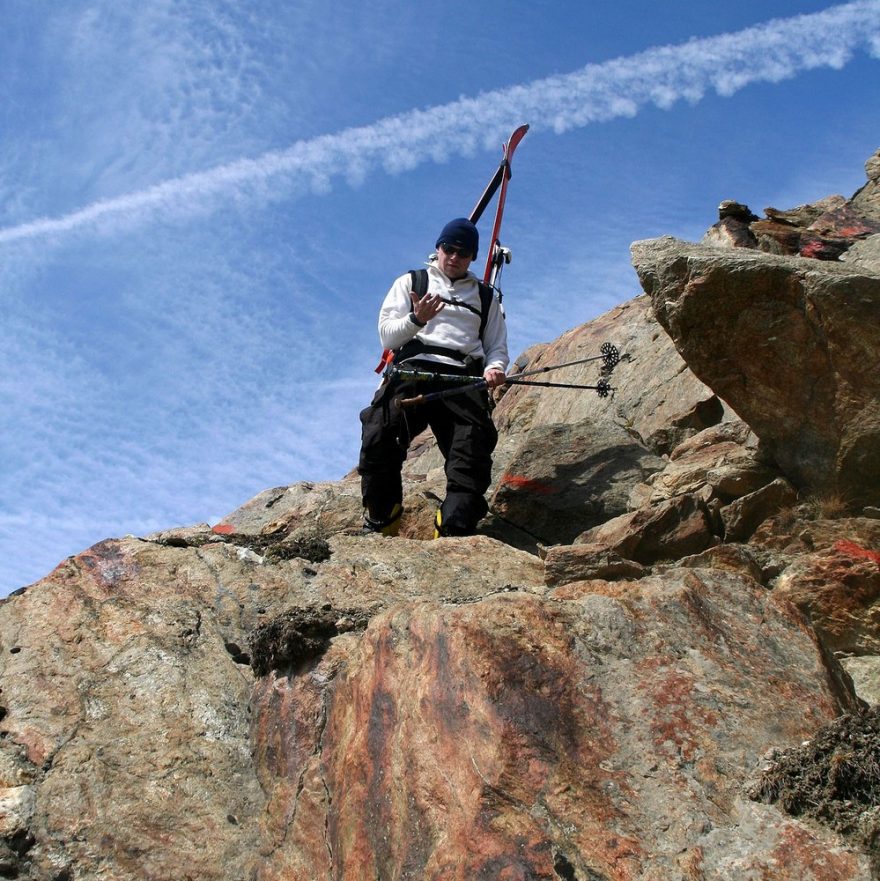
[0,150,879,879]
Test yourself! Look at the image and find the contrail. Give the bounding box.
[2,0,878,245]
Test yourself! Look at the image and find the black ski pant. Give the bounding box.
[358,369,498,535]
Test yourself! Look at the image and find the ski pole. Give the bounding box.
[507,343,620,380]
[506,378,613,395]
[397,376,613,408]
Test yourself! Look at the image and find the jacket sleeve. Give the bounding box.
[378,274,421,351]
[481,296,510,373]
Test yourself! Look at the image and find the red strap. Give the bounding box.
[374,349,394,374]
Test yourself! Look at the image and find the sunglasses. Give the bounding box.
[439,242,473,259]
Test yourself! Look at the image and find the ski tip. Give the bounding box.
[505,124,529,155]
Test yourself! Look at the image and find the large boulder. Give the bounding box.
[252,570,867,880]
[0,532,543,879]
[2,509,875,878]
[631,236,880,507]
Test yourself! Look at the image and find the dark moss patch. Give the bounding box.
[224,641,251,666]
[250,606,369,676]
[260,535,332,564]
[749,706,880,864]
[155,528,332,565]
[227,531,331,564]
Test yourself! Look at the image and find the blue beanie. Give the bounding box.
[436,218,479,259]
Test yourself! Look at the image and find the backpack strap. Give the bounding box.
[375,270,430,372]
[409,269,429,305]
[411,269,495,342]
[476,281,495,342]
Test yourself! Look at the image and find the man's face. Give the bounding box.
[436,242,474,280]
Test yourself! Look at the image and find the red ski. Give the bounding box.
[469,123,529,291]
[373,123,529,374]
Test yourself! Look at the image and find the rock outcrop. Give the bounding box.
[631,236,880,508]
[631,149,880,508]
[2,149,880,879]
[700,150,880,264]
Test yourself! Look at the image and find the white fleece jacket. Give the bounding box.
[378,260,509,373]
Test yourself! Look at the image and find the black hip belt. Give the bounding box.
[393,339,483,375]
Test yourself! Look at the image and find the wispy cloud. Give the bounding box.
[1,1,877,246]
[0,222,376,594]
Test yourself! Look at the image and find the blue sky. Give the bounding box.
[2,1,879,592]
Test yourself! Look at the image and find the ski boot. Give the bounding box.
[362,503,403,537]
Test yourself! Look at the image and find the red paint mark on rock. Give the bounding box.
[500,475,559,495]
[211,524,235,535]
[834,539,880,565]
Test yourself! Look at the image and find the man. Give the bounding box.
[358,217,509,537]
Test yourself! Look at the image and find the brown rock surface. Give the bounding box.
[488,295,729,459]
[852,148,880,222]
[631,235,880,506]
[575,493,718,565]
[542,544,647,586]
[634,421,775,508]
[489,418,665,545]
[720,476,799,542]
[702,215,758,249]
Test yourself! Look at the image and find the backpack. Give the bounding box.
[374,269,497,373]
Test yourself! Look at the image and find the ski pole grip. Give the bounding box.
[397,395,425,409]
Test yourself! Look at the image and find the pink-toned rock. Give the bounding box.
[0,532,544,879]
[808,204,880,240]
[774,536,880,655]
[250,571,867,879]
